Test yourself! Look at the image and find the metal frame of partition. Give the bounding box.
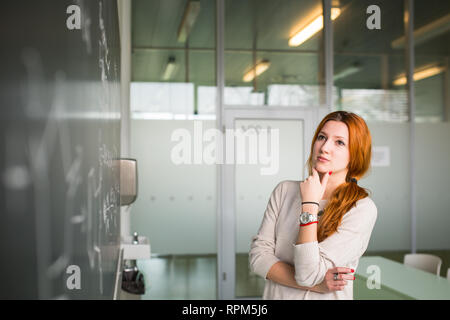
[323,0,333,111]
[216,0,227,300]
[404,0,416,254]
[215,0,418,299]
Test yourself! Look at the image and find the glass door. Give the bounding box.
[219,106,323,299]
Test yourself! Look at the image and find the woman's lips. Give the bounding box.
[317,156,329,162]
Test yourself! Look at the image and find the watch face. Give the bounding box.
[300,213,310,224]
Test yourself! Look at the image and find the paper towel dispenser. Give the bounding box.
[119,158,138,206]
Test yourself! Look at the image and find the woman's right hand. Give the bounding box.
[316,267,355,293]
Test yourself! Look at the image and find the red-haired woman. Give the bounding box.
[249,111,377,300]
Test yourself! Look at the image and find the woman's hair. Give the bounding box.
[306,111,372,242]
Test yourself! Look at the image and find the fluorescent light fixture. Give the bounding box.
[177,0,201,43]
[243,60,271,82]
[393,64,445,86]
[162,56,177,81]
[289,8,341,47]
[391,13,450,49]
[334,62,362,81]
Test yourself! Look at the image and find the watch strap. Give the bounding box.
[299,221,318,227]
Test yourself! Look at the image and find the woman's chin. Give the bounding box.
[314,164,329,174]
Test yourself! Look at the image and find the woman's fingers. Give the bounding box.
[342,274,356,281]
[320,170,330,187]
[330,274,348,286]
[323,267,356,292]
[326,267,356,291]
[330,267,353,274]
[312,167,320,179]
[332,273,355,281]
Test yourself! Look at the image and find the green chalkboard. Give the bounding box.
[0,0,121,299]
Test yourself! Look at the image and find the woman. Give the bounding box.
[249,111,377,300]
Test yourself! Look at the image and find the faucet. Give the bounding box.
[132,232,139,245]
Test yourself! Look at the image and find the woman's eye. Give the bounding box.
[337,140,345,146]
[318,135,325,140]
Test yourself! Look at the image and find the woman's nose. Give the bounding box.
[320,140,332,153]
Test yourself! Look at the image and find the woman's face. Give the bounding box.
[312,120,350,175]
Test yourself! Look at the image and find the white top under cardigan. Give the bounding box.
[249,180,377,300]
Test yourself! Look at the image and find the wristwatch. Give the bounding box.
[299,211,318,225]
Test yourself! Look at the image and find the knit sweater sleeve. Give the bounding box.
[248,181,285,279]
[293,198,377,287]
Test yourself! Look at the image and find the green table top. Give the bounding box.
[355,256,450,300]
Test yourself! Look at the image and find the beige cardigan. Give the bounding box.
[249,180,377,300]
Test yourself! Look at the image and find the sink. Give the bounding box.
[121,235,151,260]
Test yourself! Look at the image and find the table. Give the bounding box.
[354,256,450,300]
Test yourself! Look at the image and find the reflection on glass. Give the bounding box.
[333,0,407,122]
[268,84,322,106]
[414,0,450,267]
[413,0,450,123]
[130,0,217,299]
[339,89,408,122]
[130,82,194,117]
[225,0,325,107]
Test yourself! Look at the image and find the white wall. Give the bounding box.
[415,123,450,250]
[130,120,217,254]
[364,123,450,251]
[362,124,412,251]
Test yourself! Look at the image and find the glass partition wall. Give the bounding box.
[129,0,450,300]
[414,0,450,276]
[130,0,218,299]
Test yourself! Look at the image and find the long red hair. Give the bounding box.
[307,111,372,242]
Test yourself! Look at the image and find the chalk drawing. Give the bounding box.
[74,0,92,54]
[18,0,121,299]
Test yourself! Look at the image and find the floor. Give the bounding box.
[136,249,450,300]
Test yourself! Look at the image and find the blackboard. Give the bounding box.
[0,0,122,299]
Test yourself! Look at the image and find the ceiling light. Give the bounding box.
[177,0,201,43]
[289,8,341,47]
[334,62,362,81]
[391,13,450,49]
[243,60,271,82]
[393,64,445,86]
[162,56,177,81]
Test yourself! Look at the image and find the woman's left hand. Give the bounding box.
[300,168,330,203]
